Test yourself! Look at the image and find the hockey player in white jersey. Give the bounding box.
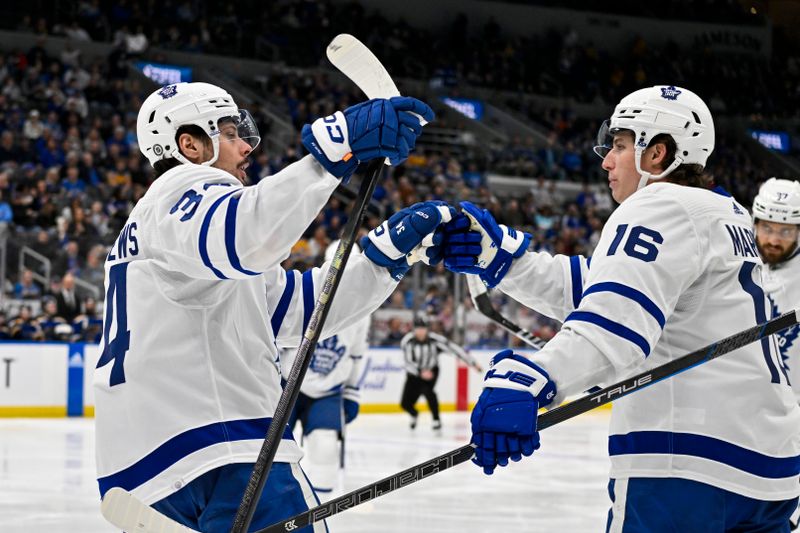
[282,241,371,497]
[441,86,800,531]
[93,82,453,532]
[752,178,800,531]
[753,178,800,405]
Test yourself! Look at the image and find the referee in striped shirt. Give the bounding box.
[400,315,482,430]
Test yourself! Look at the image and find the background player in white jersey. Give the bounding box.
[752,178,800,531]
[753,178,800,404]
[93,81,455,532]
[399,314,482,430]
[441,85,800,531]
[282,241,370,497]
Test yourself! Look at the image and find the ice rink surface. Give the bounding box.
[0,410,612,532]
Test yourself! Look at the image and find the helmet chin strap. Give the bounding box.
[634,146,684,190]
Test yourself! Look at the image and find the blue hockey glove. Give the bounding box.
[361,201,455,280]
[471,349,556,475]
[301,96,435,180]
[442,201,531,288]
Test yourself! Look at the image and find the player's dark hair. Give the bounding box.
[153,125,212,178]
[650,133,713,189]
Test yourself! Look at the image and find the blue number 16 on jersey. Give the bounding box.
[96,263,130,386]
[607,224,663,262]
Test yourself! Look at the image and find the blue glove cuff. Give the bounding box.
[360,235,410,280]
[487,349,557,408]
[301,124,358,181]
[476,231,531,288]
[511,232,532,259]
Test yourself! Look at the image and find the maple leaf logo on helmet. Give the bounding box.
[157,84,178,99]
[660,85,682,100]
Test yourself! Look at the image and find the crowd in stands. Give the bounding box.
[8,0,796,120]
[0,2,792,346]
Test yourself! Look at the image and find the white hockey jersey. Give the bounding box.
[281,316,370,399]
[499,183,800,501]
[93,156,397,505]
[763,247,800,404]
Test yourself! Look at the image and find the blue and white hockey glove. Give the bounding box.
[361,201,456,280]
[442,201,531,288]
[471,349,556,475]
[343,386,360,424]
[301,96,435,180]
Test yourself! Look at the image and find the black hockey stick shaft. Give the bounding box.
[230,159,383,533]
[466,275,547,350]
[257,309,799,533]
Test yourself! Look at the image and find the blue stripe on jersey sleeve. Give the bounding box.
[301,270,314,333]
[199,190,238,280]
[569,255,583,308]
[96,417,294,496]
[609,431,800,479]
[566,310,651,356]
[271,270,296,337]
[224,195,260,276]
[582,282,666,329]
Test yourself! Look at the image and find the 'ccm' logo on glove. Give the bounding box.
[323,115,345,143]
[483,349,557,404]
[485,369,537,387]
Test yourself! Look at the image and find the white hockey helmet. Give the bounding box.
[752,178,800,225]
[324,239,361,263]
[594,85,715,190]
[136,82,260,167]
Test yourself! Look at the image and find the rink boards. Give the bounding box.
[0,342,520,417]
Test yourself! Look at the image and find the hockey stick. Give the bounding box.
[229,35,411,533]
[466,274,547,350]
[255,309,799,533]
[101,487,195,532]
[100,309,799,533]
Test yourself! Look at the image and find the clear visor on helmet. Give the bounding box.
[217,109,261,150]
[593,119,615,159]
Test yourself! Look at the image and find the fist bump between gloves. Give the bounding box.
[440,201,531,288]
[361,201,455,280]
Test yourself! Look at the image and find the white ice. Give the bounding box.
[0,410,612,532]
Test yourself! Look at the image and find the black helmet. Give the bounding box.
[413,315,429,328]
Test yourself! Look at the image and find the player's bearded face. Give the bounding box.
[755,220,799,265]
[601,133,641,203]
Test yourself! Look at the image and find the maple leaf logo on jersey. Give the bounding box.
[310,335,346,375]
[780,325,799,373]
[770,298,798,374]
[660,86,681,100]
[157,84,178,99]
[732,202,744,215]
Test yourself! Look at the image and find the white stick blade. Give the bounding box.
[101,487,198,532]
[326,33,401,100]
